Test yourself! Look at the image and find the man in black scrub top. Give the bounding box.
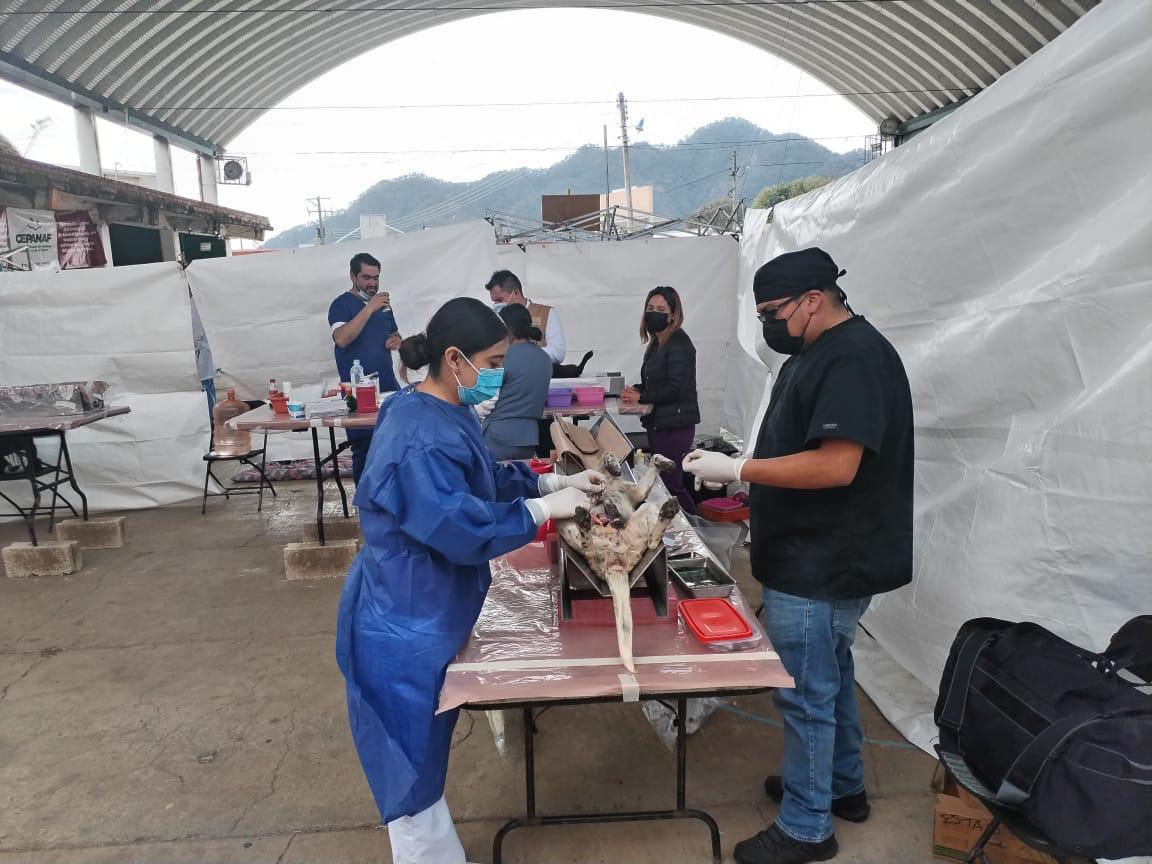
[683,248,913,864]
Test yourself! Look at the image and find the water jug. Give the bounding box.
[211,388,253,456]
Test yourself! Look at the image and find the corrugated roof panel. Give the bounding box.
[0,0,1103,151]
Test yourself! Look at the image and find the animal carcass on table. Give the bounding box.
[556,452,681,672]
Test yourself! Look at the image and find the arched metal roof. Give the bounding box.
[0,0,1099,153]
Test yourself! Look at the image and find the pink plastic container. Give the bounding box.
[546,387,573,408]
[573,385,605,407]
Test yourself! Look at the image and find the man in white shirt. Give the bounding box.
[485,270,566,364]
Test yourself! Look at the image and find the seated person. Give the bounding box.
[482,304,552,461]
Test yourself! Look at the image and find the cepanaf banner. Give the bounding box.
[1,208,107,271]
[2,208,59,270]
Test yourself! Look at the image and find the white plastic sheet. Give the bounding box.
[0,262,208,512]
[729,0,1152,751]
[186,221,498,460]
[524,236,737,434]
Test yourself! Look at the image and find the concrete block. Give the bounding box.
[3,541,83,577]
[300,516,361,544]
[283,540,359,581]
[56,516,127,549]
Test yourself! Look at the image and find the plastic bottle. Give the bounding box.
[267,377,277,399]
[349,359,364,386]
[211,388,253,456]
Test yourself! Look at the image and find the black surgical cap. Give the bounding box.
[753,247,847,304]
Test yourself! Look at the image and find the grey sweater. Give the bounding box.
[483,341,552,449]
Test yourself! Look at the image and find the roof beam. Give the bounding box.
[0,47,221,155]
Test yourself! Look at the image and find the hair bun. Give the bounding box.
[399,332,431,370]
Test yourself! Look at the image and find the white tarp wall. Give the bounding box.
[188,226,737,463]
[0,262,207,511]
[187,221,498,461]
[729,0,1152,750]
[518,236,737,433]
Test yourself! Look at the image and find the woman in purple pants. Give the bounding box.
[620,285,700,515]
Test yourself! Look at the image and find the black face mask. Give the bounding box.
[761,299,808,355]
[644,311,670,333]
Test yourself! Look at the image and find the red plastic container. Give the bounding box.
[534,518,555,542]
[680,598,753,643]
[698,498,750,523]
[268,393,289,415]
[528,458,555,475]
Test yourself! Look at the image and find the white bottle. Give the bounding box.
[349,359,364,386]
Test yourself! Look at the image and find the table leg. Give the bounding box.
[329,428,350,517]
[311,429,326,546]
[45,433,65,532]
[58,433,88,522]
[29,479,41,546]
[491,700,722,864]
[677,697,722,862]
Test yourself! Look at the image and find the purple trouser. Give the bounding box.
[646,425,697,515]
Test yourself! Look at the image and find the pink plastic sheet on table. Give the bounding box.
[438,542,792,712]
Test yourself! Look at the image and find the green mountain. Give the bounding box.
[265,117,866,247]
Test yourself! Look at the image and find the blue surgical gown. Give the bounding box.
[335,385,541,822]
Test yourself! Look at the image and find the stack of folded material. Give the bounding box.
[304,395,349,419]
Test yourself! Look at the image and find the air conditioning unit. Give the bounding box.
[215,155,252,186]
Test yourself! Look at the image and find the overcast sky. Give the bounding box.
[0,8,874,241]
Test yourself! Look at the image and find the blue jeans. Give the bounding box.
[762,587,871,843]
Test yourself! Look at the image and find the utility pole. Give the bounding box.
[306,196,330,245]
[730,150,739,201]
[617,92,634,231]
[603,124,611,239]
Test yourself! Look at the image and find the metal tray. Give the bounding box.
[669,556,736,599]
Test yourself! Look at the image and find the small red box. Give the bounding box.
[354,384,377,412]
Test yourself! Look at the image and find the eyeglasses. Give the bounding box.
[756,295,802,323]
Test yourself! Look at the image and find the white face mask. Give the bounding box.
[492,301,507,313]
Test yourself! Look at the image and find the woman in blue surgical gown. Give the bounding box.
[336,297,604,863]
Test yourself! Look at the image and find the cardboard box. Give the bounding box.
[933,776,1056,864]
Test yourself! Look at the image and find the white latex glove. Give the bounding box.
[525,487,591,525]
[474,393,500,420]
[538,469,606,495]
[682,449,747,484]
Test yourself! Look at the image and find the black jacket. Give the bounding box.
[638,328,701,431]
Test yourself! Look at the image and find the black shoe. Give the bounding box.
[733,823,838,864]
[763,775,871,823]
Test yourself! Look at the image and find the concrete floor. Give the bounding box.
[0,481,938,864]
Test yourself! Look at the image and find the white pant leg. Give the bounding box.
[387,796,467,864]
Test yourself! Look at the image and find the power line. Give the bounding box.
[90,87,976,112]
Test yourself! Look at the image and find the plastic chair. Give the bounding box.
[201,399,275,514]
[935,747,1094,864]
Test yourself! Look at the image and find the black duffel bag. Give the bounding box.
[935,616,1152,859]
